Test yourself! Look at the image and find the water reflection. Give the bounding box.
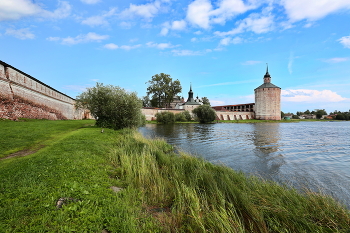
[139,122,350,208]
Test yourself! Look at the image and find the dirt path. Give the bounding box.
[0,145,45,161]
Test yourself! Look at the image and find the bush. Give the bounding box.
[336,114,345,120]
[175,113,187,122]
[155,111,175,124]
[183,110,192,121]
[192,105,216,123]
[175,110,192,122]
[292,115,300,119]
[75,83,145,130]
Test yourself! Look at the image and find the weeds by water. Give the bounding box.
[0,121,349,232]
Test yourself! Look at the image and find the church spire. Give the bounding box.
[264,63,271,83]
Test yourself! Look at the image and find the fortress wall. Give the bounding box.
[142,108,254,121]
[0,61,86,120]
[215,111,254,121]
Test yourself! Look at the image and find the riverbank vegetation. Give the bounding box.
[1,120,349,232]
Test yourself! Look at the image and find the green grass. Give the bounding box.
[0,120,349,232]
[0,119,94,158]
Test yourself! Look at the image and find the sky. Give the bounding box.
[1,0,350,114]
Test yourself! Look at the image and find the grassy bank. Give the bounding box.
[0,119,94,158]
[0,120,349,232]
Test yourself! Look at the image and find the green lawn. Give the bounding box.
[0,120,349,232]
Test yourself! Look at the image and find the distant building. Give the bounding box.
[254,66,281,120]
[181,84,202,111]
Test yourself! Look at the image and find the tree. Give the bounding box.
[155,111,175,124]
[202,97,210,105]
[304,109,311,114]
[192,105,216,123]
[146,73,182,108]
[142,95,151,107]
[281,111,285,118]
[75,83,145,130]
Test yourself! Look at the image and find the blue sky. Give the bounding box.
[1,0,350,114]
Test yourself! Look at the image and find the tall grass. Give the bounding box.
[107,129,350,232]
[0,120,349,232]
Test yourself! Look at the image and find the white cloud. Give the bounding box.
[160,20,187,36]
[215,13,274,36]
[104,43,141,50]
[120,44,142,50]
[48,32,109,45]
[80,0,101,4]
[0,0,71,21]
[146,42,178,49]
[172,20,187,30]
[64,84,91,92]
[338,36,350,48]
[5,28,35,39]
[219,36,243,45]
[288,51,294,74]
[0,0,41,21]
[171,49,203,56]
[82,8,117,27]
[241,60,262,65]
[281,0,350,22]
[104,43,119,49]
[186,0,260,29]
[47,36,60,41]
[282,89,348,103]
[323,57,349,63]
[120,0,168,20]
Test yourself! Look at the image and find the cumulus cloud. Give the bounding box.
[281,0,350,22]
[186,0,260,29]
[282,89,348,103]
[160,20,187,36]
[219,36,243,46]
[0,0,71,21]
[5,28,35,39]
[80,0,101,4]
[120,0,169,20]
[338,36,350,48]
[104,43,119,49]
[146,42,179,49]
[47,32,109,45]
[82,8,117,27]
[323,57,349,63]
[215,13,274,36]
[104,43,141,50]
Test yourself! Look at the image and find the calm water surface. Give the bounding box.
[139,121,350,208]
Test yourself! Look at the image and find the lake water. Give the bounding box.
[139,121,350,208]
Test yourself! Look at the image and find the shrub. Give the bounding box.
[175,113,187,122]
[183,110,192,121]
[155,111,175,124]
[75,83,144,130]
[192,105,216,123]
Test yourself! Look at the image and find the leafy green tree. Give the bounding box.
[304,109,311,114]
[75,83,145,130]
[146,73,182,108]
[316,113,323,119]
[142,95,151,107]
[202,97,210,105]
[155,111,175,124]
[192,105,216,123]
[336,114,345,120]
[281,111,285,118]
[183,110,192,121]
[292,115,299,119]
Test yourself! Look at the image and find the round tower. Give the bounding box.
[254,66,281,120]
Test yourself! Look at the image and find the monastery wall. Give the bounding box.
[0,61,86,120]
[142,108,254,121]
